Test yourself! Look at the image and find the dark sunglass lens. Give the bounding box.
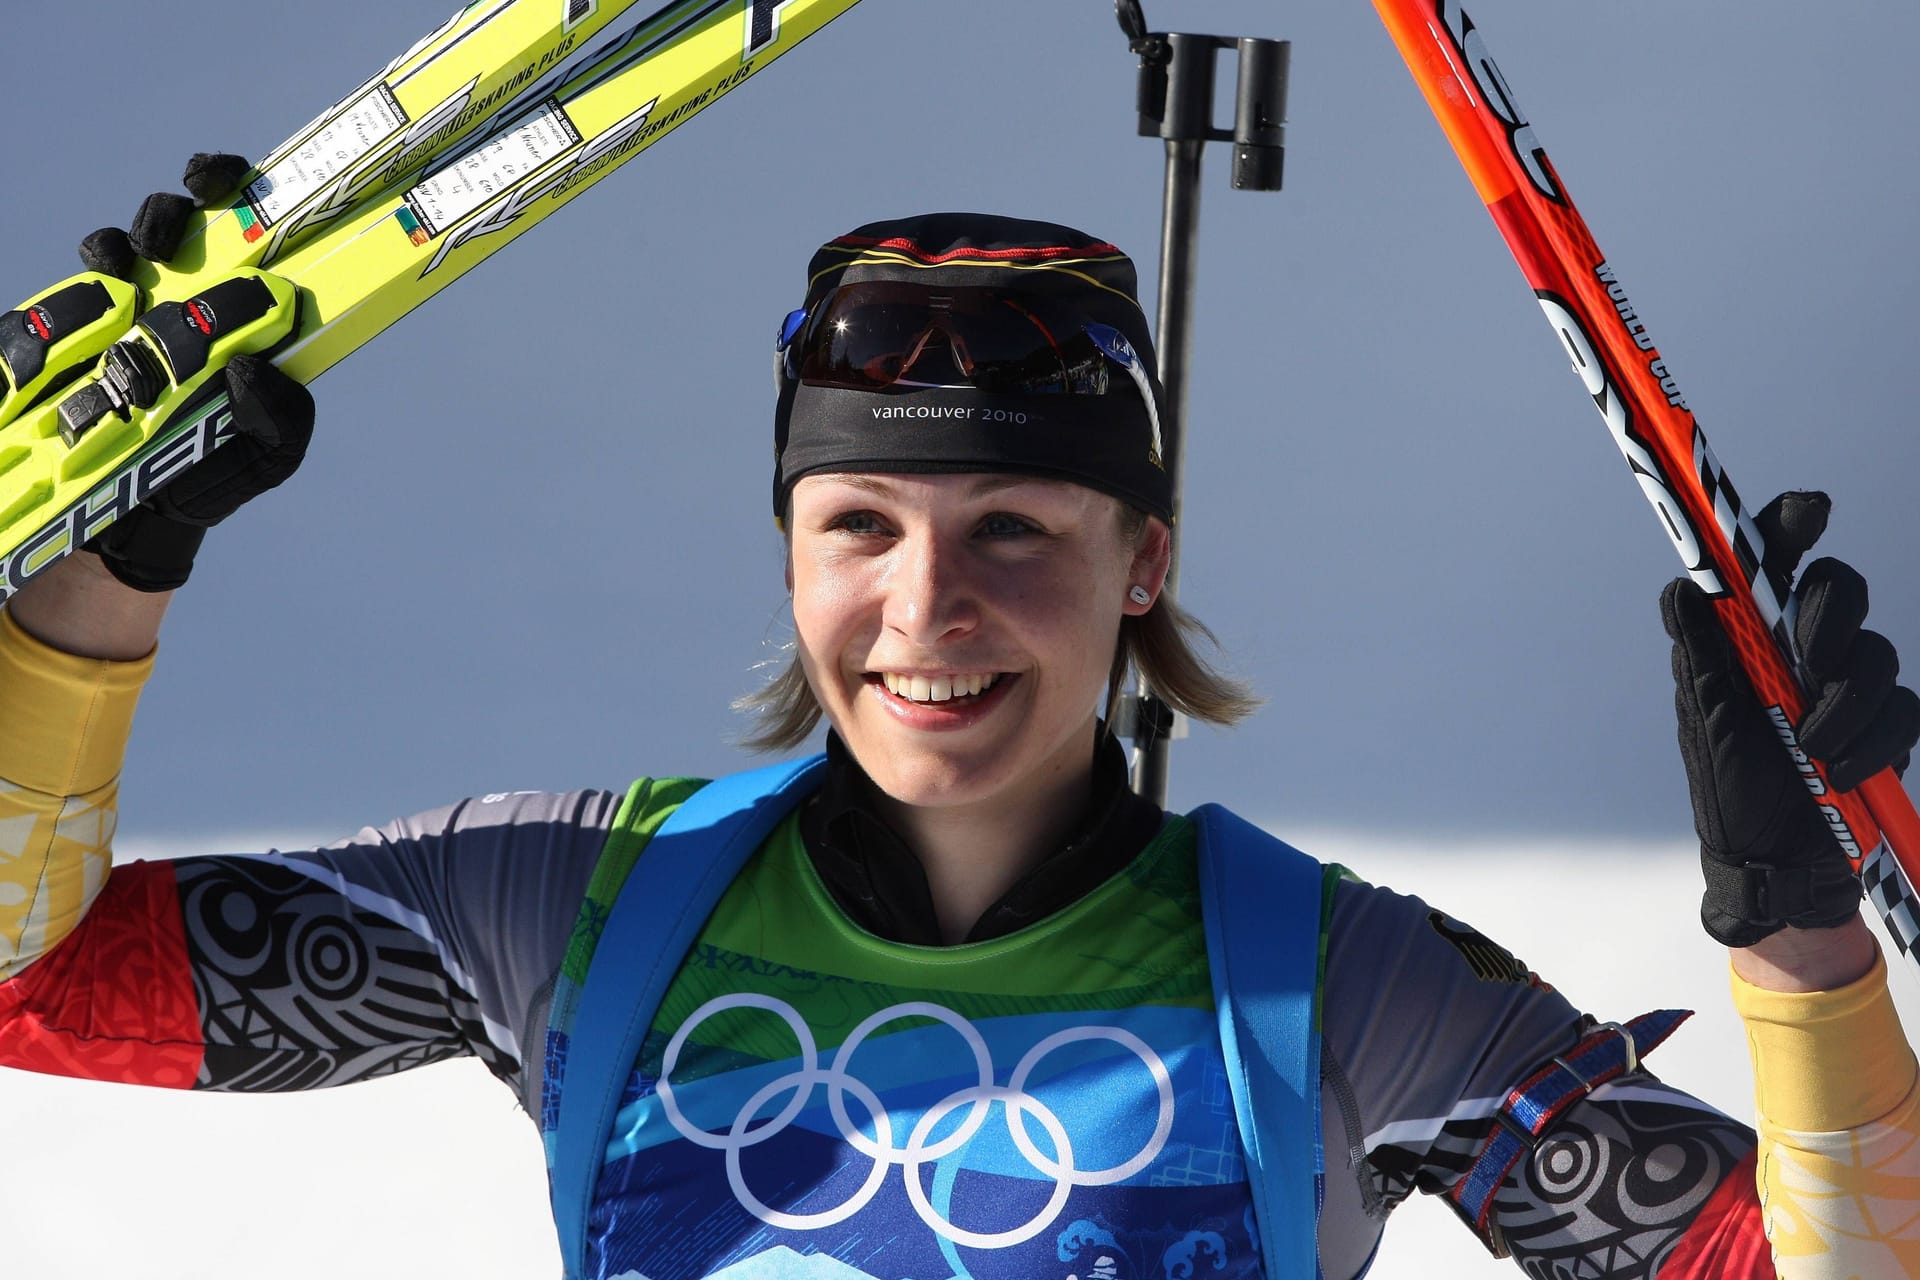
[947,300,1059,394]
[799,303,931,387]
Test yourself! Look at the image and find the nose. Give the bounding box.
[884,527,979,646]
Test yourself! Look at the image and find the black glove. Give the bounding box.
[75,154,315,593]
[1662,491,1920,947]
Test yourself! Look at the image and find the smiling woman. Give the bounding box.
[786,471,1168,939]
[740,216,1260,765]
[2,210,1916,1280]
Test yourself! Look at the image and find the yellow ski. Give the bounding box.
[0,0,688,433]
[0,0,863,603]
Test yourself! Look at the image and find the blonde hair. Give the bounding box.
[735,503,1259,751]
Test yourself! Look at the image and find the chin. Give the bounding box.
[855,740,1018,810]
[839,709,1097,818]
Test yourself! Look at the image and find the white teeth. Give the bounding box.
[878,672,1000,703]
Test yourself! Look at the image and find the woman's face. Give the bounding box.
[788,472,1167,813]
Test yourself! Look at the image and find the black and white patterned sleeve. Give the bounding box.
[172,788,620,1107]
[1311,874,1760,1279]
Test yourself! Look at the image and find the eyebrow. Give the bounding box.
[964,474,1046,498]
[818,473,1051,500]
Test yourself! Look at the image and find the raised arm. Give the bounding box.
[0,162,308,1003]
[1662,491,1920,1275]
[1,161,314,979]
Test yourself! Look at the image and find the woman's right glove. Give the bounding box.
[76,154,315,593]
[1662,491,1920,947]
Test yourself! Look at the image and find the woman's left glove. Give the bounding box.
[1662,490,1920,948]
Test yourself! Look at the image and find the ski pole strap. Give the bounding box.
[549,753,828,1280]
[1450,1008,1692,1241]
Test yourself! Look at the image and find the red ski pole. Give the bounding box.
[1373,0,1920,966]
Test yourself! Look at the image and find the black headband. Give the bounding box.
[773,213,1172,522]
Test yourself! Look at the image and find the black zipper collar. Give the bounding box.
[798,728,1166,946]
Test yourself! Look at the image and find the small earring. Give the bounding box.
[1128,585,1152,606]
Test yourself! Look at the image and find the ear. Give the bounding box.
[1123,516,1173,615]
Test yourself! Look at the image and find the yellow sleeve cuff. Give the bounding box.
[0,608,154,795]
[1733,944,1918,1132]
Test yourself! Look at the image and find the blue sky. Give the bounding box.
[3,0,1916,843]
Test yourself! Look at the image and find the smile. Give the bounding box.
[876,672,1002,703]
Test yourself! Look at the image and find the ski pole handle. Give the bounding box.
[1372,0,1920,961]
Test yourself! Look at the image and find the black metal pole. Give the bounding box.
[1119,7,1289,806]
[1131,138,1203,804]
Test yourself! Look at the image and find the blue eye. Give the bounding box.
[979,512,1039,537]
[828,510,888,535]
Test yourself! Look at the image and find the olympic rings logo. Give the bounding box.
[655,995,1175,1249]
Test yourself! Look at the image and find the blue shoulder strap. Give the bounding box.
[551,752,826,1280]
[1191,803,1325,1280]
